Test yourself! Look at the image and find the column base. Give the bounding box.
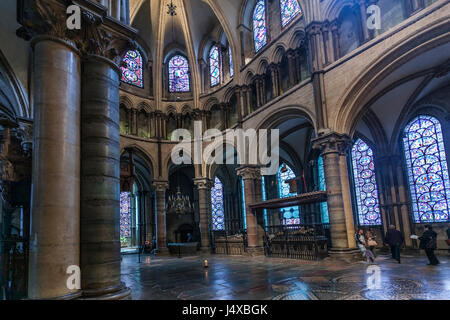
[155,247,170,256]
[27,291,83,300]
[81,282,131,300]
[327,248,363,263]
[245,247,264,257]
[200,246,212,254]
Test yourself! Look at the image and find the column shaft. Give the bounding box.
[29,37,81,300]
[80,55,129,299]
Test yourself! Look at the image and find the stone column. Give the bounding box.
[80,54,130,299]
[270,64,280,97]
[313,133,360,261]
[153,181,169,254]
[193,178,213,252]
[28,36,81,300]
[287,51,297,87]
[237,166,264,256]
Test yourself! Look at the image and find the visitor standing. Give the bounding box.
[356,229,375,263]
[419,225,440,266]
[366,229,377,256]
[384,225,404,263]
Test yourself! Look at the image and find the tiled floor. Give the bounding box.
[120,252,450,300]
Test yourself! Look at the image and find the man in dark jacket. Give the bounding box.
[420,225,440,266]
[447,226,450,253]
[384,225,404,263]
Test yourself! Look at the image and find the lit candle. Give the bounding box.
[204,259,208,268]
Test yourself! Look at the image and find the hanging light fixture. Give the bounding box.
[166,168,194,215]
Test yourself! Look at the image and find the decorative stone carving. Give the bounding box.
[193,178,212,190]
[312,132,352,156]
[17,0,137,65]
[152,180,169,192]
[236,166,261,181]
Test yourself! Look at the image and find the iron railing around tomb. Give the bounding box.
[0,238,28,300]
[211,230,247,256]
[263,223,330,261]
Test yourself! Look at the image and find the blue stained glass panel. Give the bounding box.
[318,156,330,224]
[404,115,450,223]
[241,177,247,230]
[253,0,267,52]
[280,0,302,27]
[351,139,382,226]
[210,45,221,87]
[169,55,190,92]
[211,177,225,231]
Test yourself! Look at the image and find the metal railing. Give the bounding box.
[263,223,330,261]
[0,238,28,300]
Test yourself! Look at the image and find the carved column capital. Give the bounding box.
[18,0,138,66]
[312,132,352,156]
[193,178,213,190]
[152,180,169,192]
[236,166,261,181]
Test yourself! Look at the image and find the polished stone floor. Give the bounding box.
[121,252,450,300]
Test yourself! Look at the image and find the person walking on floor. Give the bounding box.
[446,225,450,253]
[366,228,378,256]
[356,228,375,263]
[419,225,440,266]
[384,225,404,263]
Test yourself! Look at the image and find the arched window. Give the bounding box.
[121,50,143,88]
[351,139,382,226]
[253,0,267,52]
[280,0,302,27]
[209,45,221,87]
[120,191,131,247]
[403,115,450,223]
[168,55,190,92]
[229,46,234,78]
[211,177,225,230]
[278,163,300,225]
[318,156,329,224]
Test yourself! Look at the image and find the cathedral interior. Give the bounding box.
[0,0,450,301]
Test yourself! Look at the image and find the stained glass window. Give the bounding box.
[168,55,190,92]
[121,50,143,87]
[120,192,131,247]
[280,0,302,27]
[229,46,234,77]
[211,177,225,231]
[403,115,450,223]
[253,0,267,52]
[318,156,329,224]
[241,177,247,230]
[261,176,268,227]
[210,45,221,87]
[351,139,382,226]
[278,164,300,225]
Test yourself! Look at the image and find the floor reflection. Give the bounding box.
[120,253,450,300]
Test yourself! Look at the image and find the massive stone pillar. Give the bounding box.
[153,181,169,254]
[313,133,360,261]
[28,36,81,300]
[193,178,213,252]
[237,166,264,256]
[80,54,130,299]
